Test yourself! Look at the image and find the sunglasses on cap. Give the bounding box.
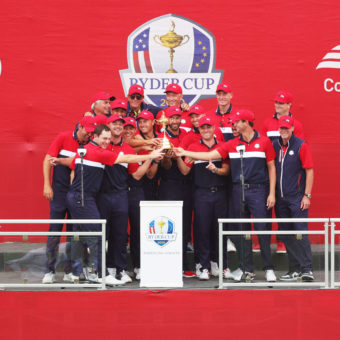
[130,94,143,100]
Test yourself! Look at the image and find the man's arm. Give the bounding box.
[49,156,75,167]
[176,156,192,175]
[205,161,230,176]
[266,160,276,209]
[301,168,314,210]
[131,159,152,181]
[174,147,221,161]
[115,148,164,164]
[43,154,54,201]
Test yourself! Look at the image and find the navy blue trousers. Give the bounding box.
[232,184,274,272]
[276,194,313,272]
[97,191,129,273]
[194,187,228,270]
[46,192,72,273]
[128,186,145,269]
[66,191,102,276]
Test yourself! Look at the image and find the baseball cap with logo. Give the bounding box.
[198,116,214,127]
[188,104,205,116]
[106,114,125,124]
[165,106,182,118]
[91,91,115,104]
[128,84,144,96]
[79,116,97,132]
[278,115,294,128]
[234,109,255,122]
[164,83,183,94]
[93,115,107,125]
[274,90,293,103]
[124,117,137,128]
[111,99,128,110]
[216,82,232,93]
[136,110,154,120]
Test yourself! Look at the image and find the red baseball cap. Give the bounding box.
[111,98,128,110]
[198,116,214,127]
[91,91,115,104]
[188,104,205,116]
[164,83,182,94]
[278,115,294,128]
[165,106,182,118]
[136,110,154,120]
[93,115,107,125]
[79,116,97,133]
[128,84,144,96]
[216,82,232,93]
[124,117,137,128]
[234,109,255,122]
[274,91,293,103]
[106,114,125,124]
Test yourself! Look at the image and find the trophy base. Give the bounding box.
[166,69,177,73]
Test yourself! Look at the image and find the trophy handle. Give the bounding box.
[154,35,163,46]
[180,35,190,46]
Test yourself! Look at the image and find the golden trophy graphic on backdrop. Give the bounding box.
[156,111,173,149]
[154,21,189,73]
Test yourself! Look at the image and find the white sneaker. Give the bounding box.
[99,275,124,286]
[134,268,140,280]
[63,272,73,282]
[119,270,132,283]
[210,261,219,277]
[42,272,55,284]
[232,268,244,281]
[70,274,80,283]
[88,273,99,283]
[265,269,277,282]
[107,267,116,276]
[227,238,236,252]
[223,268,234,279]
[199,269,209,280]
[195,263,202,277]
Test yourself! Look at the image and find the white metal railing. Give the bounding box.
[329,218,340,288]
[0,219,106,290]
[218,218,329,289]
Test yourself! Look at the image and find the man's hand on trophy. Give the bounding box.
[180,102,190,111]
[150,148,165,160]
[147,138,162,147]
[173,147,185,157]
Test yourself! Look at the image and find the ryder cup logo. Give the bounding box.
[316,43,340,93]
[120,14,223,107]
[146,216,177,247]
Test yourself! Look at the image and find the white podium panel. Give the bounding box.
[140,201,183,287]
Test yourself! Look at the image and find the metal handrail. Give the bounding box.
[0,219,106,290]
[218,218,329,289]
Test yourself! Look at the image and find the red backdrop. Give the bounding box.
[0,0,339,226]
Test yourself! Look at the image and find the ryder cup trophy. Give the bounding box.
[157,111,172,150]
[154,21,189,73]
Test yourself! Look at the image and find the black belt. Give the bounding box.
[197,186,227,192]
[233,183,266,189]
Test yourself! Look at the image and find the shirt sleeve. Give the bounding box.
[184,144,196,168]
[47,133,64,157]
[69,157,76,170]
[126,148,139,174]
[216,141,230,160]
[299,142,314,169]
[102,149,119,166]
[265,137,276,162]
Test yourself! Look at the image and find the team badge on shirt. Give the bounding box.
[146,216,177,247]
[120,14,223,107]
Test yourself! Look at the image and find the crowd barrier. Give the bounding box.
[0,219,107,289]
[218,218,333,289]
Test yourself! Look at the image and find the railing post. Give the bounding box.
[218,220,223,289]
[324,221,329,288]
[101,221,106,290]
[330,220,335,289]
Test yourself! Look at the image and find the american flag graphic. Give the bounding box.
[190,28,210,73]
[316,44,340,69]
[149,220,155,234]
[133,28,153,73]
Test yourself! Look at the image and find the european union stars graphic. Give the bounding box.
[190,28,210,73]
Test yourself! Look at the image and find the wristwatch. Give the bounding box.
[304,193,312,199]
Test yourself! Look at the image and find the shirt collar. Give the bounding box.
[165,126,181,138]
[239,129,260,144]
[200,137,218,150]
[216,103,232,116]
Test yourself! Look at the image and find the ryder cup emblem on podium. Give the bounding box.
[146,216,177,247]
[120,13,223,107]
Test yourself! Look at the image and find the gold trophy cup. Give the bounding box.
[154,21,189,73]
[157,111,172,150]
